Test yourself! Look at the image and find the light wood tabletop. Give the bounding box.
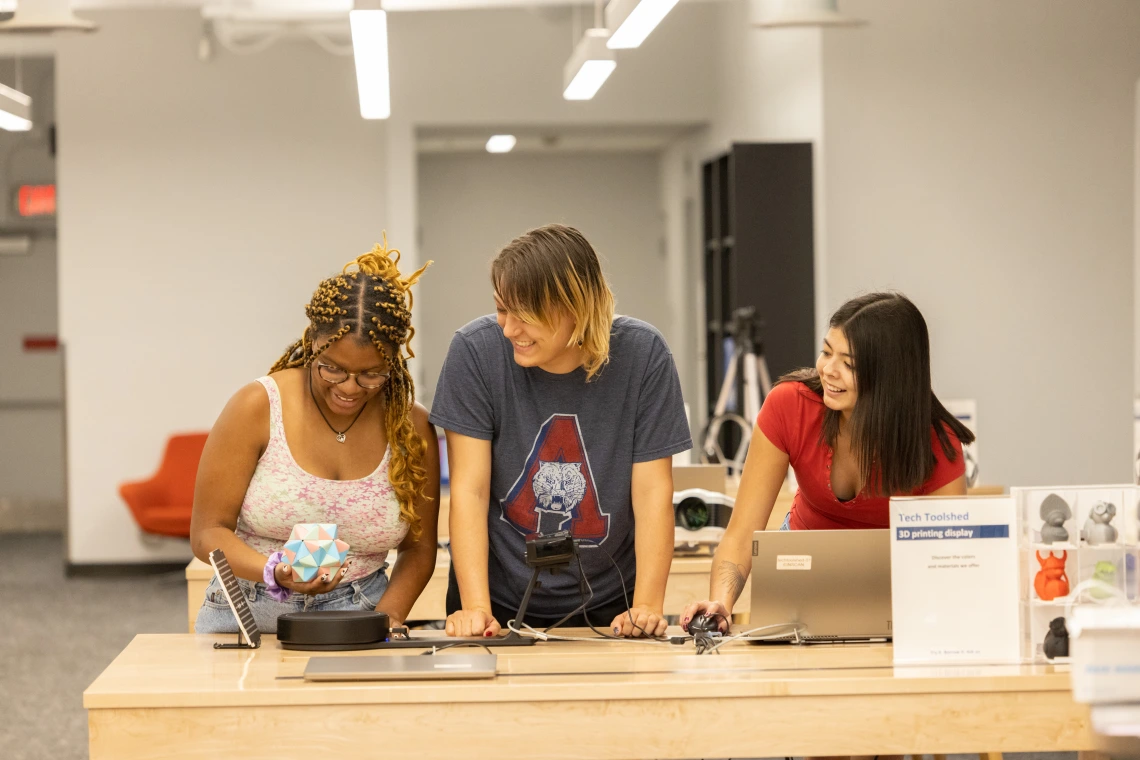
[85,631,1092,759]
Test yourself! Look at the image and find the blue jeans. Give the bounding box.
[780,512,791,531]
[194,565,389,635]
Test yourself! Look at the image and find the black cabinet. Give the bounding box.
[702,143,815,451]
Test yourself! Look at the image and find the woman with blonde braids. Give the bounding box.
[191,239,440,634]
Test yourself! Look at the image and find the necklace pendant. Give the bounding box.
[336,433,346,444]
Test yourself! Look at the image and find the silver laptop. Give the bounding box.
[304,654,497,681]
[749,529,892,642]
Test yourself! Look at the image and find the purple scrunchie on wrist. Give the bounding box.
[263,551,291,602]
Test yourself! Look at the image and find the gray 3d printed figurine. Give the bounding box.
[1081,501,1118,545]
[1039,493,1072,544]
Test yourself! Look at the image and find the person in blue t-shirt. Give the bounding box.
[429,224,692,638]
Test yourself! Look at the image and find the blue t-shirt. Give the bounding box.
[429,315,692,616]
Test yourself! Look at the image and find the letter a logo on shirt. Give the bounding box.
[499,414,609,544]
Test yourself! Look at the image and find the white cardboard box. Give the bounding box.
[1070,605,1140,704]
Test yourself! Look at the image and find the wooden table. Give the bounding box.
[85,631,1093,759]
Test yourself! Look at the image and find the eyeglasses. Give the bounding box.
[315,362,391,389]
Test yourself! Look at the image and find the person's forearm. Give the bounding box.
[376,540,436,624]
[707,521,754,611]
[631,500,672,612]
[450,498,493,612]
[704,426,788,610]
[192,525,269,583]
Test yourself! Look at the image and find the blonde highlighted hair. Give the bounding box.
[270,235,432,540]
[491,224,615,380]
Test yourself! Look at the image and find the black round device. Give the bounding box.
[688,614,717,635]
[277,610,390,650]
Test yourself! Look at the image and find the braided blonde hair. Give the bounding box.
[271,235,432,539]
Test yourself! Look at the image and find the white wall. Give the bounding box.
[58,11,389,563]
[416,151,667,401]
[658,136,701,445]
[823,0,1140,487]
[704,0,823,153]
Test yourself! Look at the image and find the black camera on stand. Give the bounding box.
[506,531,581,639]
[525,531,578,568]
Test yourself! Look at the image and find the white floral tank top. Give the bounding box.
[234,376,408,582]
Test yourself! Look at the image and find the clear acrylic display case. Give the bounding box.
[1014,485,1139,663]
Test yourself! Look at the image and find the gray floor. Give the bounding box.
[0,533,1079,760]
[0,533,185,760]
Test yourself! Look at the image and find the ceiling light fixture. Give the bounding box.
[350,0,390,119]
[753,0,865,28]
[563,28,615,101]
[0,82,31,131]
[485,135,517,153]
[605,0,681,50]
[0,0,95,32]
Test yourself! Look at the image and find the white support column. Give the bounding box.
[383,116,423,390]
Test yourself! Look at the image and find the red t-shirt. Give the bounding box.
[757,381,965,530]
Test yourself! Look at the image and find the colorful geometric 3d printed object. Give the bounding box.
[282,523,350,583]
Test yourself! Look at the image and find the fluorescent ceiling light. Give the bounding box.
[0,0,96,32]
[485,135,517,153]
[605,0,681,50]
[563,28,616,101]
[754,0,865,28]
[349,6,390,119]
[0,83,31,132]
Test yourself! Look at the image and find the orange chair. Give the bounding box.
[119,433,209,538]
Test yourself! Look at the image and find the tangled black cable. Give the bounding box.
[587,541,667,640]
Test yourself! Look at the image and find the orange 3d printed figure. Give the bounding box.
[1034,551,1070,601]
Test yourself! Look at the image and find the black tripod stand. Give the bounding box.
[504,532,589,639]
[701,307,773,476]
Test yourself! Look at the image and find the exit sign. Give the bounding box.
[17,184,55,217]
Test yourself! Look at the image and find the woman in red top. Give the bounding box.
[683,292,975,631]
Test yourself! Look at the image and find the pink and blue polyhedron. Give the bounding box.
[282,523,350,583]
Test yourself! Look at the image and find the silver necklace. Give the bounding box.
[308,371,367,443]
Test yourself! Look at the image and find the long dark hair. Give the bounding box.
[780,292,974,496]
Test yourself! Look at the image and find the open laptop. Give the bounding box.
[748,529,892,642]
[304,654,498,681]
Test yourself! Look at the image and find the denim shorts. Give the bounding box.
[780,512,791,531]
[194,565,389,635]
